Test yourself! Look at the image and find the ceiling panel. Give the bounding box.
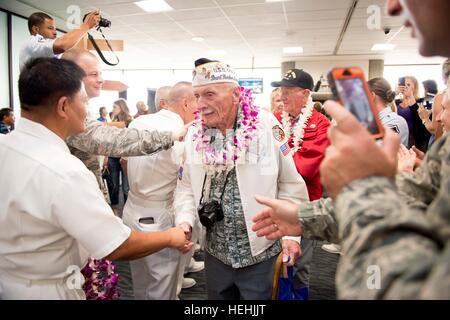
[168,8,223,22]
[0,0,438,69]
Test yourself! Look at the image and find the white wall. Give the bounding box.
[0,11,9,109]
[384,63,447,95]
[11,15,29,120]
[10,15,66,121]
[294,59,370,87]
[292,58,446,96]
[89,67,282,119]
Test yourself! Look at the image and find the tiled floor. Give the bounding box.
[115,240,340,300]
[115,194,340,300]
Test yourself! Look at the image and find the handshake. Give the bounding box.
[166,223,194,254]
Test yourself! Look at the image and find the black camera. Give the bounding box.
[83,12,111,28]
[197,200,224,229]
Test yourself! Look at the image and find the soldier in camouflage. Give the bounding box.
[63,50,187,202]
[67,118,174,202]
[252,0,450,299]
[253,91,450,299]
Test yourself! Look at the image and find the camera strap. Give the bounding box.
[87,28,120,66]
[199,169,233,207]
[199,115,238,206]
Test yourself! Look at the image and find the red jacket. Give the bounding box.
[274,110,330,200]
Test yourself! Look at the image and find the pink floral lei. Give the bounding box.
[192,87,259,173]
[81,258,120,300]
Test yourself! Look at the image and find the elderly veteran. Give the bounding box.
[174,58,309,300]
[271,69,331,298]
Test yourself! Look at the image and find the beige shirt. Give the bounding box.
[126,110,184,203]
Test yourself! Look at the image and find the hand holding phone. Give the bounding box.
[327,67,384,139]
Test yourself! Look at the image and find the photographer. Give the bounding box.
[19,11,100,70]
[395,76,431,152]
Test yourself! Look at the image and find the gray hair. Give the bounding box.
[154,86,171,111]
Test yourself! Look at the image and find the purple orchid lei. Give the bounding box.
[192,87,259,173]
[81,257,120,300]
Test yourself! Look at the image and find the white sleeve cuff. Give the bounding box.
[282,236,301,244]
[175,212,195,228]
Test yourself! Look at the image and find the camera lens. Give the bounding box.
[99,17,111,28]
[198,201,224,229]
[199,211,217,229]
[83,13,111,28]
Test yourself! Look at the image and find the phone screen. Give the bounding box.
[334,78,380,135]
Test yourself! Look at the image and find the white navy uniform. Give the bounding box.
[122,110,184,300]
[0,118,131,300]
[379,107,410,146]
[19,34,62,71]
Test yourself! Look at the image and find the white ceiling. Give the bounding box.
[0,0,444,69]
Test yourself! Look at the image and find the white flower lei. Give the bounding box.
[281,98,315,155]
[192,88,259,175]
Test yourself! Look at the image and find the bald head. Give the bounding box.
[169,82,194,104]
[63,49,103,99]
[155,86,171,111]
[168,82,196,123]
[62,49,96,63]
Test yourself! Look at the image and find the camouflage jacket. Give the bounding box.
[66,116,174,193]
[297,133,450,299]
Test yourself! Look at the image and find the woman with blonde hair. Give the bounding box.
[419,59,450,145]
[270,88,284,113]
[396,75,431,152]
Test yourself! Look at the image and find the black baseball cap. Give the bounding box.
[271,69,314,90]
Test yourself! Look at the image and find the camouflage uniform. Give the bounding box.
[297,133,450,299]
[66,116,174,201]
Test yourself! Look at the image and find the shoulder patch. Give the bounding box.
[272,125,285,142]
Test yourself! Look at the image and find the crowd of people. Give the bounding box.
[0,0,449,300]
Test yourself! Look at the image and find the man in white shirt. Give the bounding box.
[155,86,172,111]
[122,82,196,299]
[19,11,100,71]
[0,58,186,300]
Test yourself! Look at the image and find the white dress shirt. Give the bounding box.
[19,34,62,71]
[126,110,184,203]
[379,106,410,146]
[0,118,131,299]
[122,110,184,300]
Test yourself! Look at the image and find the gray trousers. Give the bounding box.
[204,252,277,300]
[293,238,314,289]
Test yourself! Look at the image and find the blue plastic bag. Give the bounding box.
[277,265,309,300]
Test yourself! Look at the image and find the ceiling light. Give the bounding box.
[371,43,396,51]
[283,46,303,54]
[192,36,205,42]
[134,0,174,13]
[207,50,227,57]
